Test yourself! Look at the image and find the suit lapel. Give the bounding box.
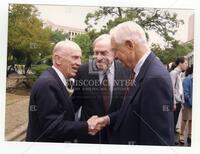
[48,67,74,111]
[88,69,105,113]
[114,52,156,131]
[114,80,141,131]
[110,61,119,109]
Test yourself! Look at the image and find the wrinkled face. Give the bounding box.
[180,60,188,72]
[93,40,114,71]
[59,49,82,78]
[111,38,135,69]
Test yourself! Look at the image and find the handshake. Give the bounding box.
[87,115,110,135]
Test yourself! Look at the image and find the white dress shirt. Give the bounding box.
[134,51,151,79]
[52,65,67,87]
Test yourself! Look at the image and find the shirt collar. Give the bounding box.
[108,61,114,75]
[52,65,67,86]
[134,51,151,78]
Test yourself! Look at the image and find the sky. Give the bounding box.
[35,5,194,46]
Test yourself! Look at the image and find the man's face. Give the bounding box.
[180,60,188,72]
[60,49,82,78]
[93,40,114,71]
[111,38,134,69]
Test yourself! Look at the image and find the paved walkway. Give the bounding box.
[5,74,30,141]
[5,93,29,140]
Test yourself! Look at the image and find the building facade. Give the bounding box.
[44,20,85,40]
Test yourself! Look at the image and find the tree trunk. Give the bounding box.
[117,7,122,17]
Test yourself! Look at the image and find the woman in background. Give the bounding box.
[179,64,193,145]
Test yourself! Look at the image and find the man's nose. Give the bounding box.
[95,54,103,61]
[114,53,118,60]
[76,58,81,66]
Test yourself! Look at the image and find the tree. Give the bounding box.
[84,7,193,65]
[73,33,92,63]
[48,28,69,44]
[85,7,184,44]
[8,4,52,76]
[153,40,193,64]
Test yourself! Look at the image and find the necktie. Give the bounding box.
[101,73,110,113]
[124,70,136,97]
[66,79,74,96]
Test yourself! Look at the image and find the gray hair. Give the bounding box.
[109,21,147,45]
[92,34,111,48]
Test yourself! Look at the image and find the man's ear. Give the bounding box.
[125,40,135,49]
[54,54,62,65]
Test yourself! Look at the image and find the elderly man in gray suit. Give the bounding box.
[72,34,130,144]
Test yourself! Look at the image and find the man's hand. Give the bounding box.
[96,116,110,127]
[87,115,110,135]
[87,115,100,135]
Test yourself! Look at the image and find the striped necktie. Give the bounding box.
[124,70,136,97]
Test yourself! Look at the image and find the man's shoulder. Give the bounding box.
[114,60,124,69]
[144,58,171,82]
[33,68,57,88]
[78,63,89,71]
[77,62,100,77]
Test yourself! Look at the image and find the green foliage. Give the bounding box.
[85,7,184,44]
[153,41,193,64]
[8,4,52,75]
[35,55,52,65]
[74,33,92,63]
[84,7,191,65]
[24,64,50,87]
[47,28,69,43]
[31,64,50,79]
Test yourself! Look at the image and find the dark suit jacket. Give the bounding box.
[72,60,130,143]
[26,67,88,142]
[109,52,175,145]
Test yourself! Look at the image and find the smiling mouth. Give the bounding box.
[73,68,78,71]
[96,61,106,65]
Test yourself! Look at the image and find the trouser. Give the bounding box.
[174,102,182,132]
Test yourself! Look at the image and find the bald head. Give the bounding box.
[52,40,82,78]
[110,21,147,45]
[109,21,149,69]
[53,40,81,56]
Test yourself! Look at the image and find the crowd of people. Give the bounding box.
[168,57,193,146]
[25,21,192,146]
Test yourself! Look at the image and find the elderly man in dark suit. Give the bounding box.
[72,34,130,143]
[26,40,101,142]
[96,21,175,145]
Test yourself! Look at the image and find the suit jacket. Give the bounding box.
[26,67,88,142]
[72,60,130,143]
[109,52,175,145]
